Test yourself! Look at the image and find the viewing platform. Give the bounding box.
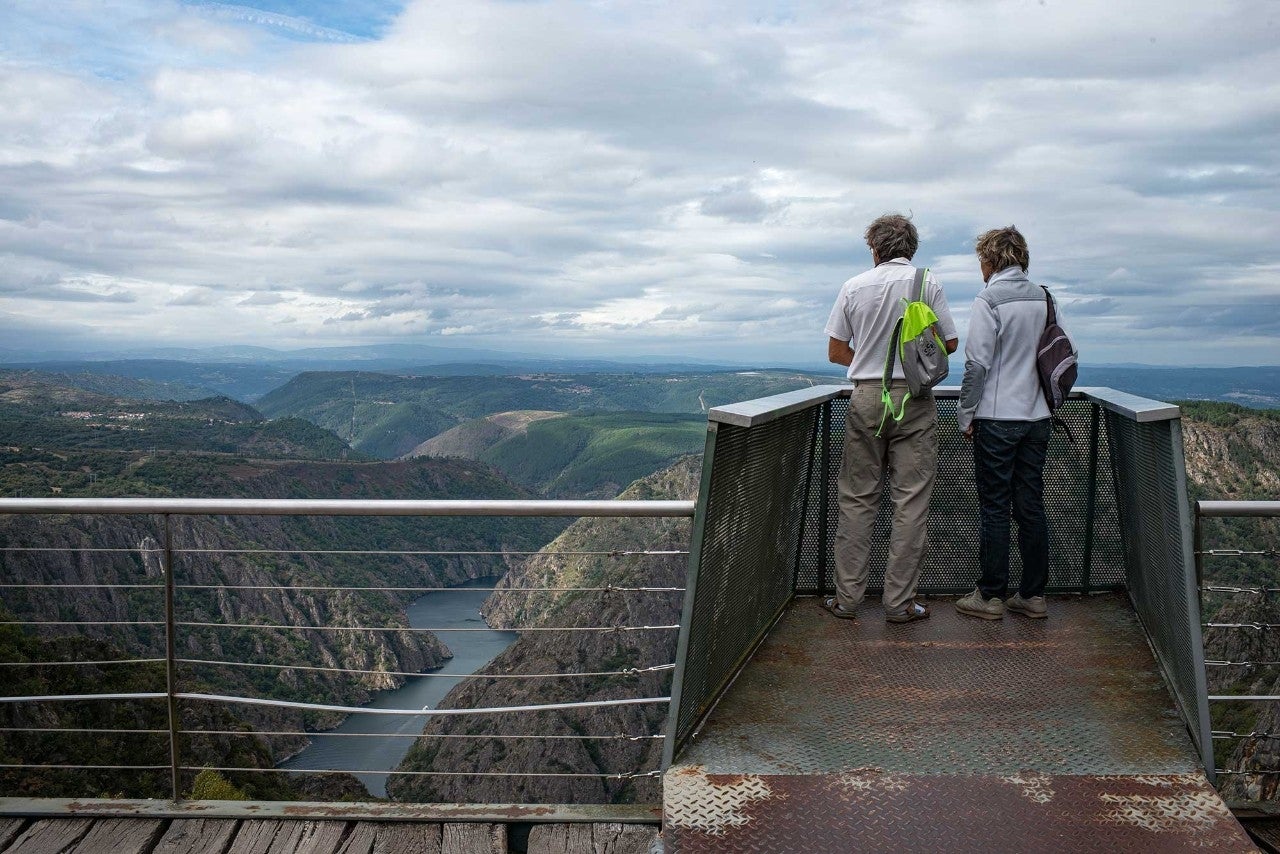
[1,386,1277,852]
[665,595,1247,851]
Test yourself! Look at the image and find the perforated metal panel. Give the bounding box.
[665,408,816,759]
[1108,414,1213,775]
[795,394,1124,596]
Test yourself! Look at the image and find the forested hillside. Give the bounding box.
[0,372,356,465]
[257,370,820,458]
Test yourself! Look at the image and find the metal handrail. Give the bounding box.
[0,498,695,516]
[706,385,1181,428]
[0,497,695,802]
[1199,501,1280,518]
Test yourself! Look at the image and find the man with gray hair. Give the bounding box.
[956,225,1071,621]
[824,214,958,623]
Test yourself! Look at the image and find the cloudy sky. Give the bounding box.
[1,0,1277,366]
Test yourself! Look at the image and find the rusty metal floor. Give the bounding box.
[664,594,1256,852]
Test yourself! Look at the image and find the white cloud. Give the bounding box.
[0,0,1277,366]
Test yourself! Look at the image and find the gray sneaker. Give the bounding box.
[1007,593,1048,619]
[955,588,1005,620]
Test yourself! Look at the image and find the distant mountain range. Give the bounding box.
[0,349,1275,409]
[1077,365,1280,408]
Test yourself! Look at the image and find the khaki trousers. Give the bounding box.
[833,382,938,613]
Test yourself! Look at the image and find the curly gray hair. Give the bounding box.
[864,214,918,262]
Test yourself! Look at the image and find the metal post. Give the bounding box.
[1169,419,1217,783]
[819,401,832,597]
[1080,403,1101,592]
[1193,505,1204,593]
[793,405,820,594]
[662,422,719,770]
[163,514,181,802]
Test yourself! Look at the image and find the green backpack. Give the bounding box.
[878,267,949,435]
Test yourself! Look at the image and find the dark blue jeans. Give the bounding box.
[973,419,1050,600]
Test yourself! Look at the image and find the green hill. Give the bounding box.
[410,410,564,460]
[257,370,823,459]
[412,410,706,498]
[0,373,357,467]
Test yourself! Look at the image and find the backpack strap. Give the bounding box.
[1039,285,1075,442]
[1041,285,1057,326]
[876,267,929,437]
[877,317,906,436]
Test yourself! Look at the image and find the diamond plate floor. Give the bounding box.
[665,594,1256,852]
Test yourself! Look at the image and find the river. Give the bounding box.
[278,577,517,798]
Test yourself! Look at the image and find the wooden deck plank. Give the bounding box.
[527,824,656,854]
[226,820,352,854]
[293,823,352,854]
[70,819,166,854]
[337,823,443,854]
[2,819,93,854]
[440,824,505,854]
[152,820,239,854]
[1244,818,1280,852]
[226,821,303,854]
[0,820,27,851]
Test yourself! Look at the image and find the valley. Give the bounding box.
[1,362,1278,805]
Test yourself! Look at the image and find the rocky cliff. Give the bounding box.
[1180,403,1280,800]
[0,453,563,798]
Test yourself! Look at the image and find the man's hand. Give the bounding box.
[963,424,974,441]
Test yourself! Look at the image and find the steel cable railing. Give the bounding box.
[1195,500,1280,789]
[0,497,694,802]
[177,658,676,679]
[172,621,680,633]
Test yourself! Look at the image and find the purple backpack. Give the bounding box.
[1037,286,1077,411]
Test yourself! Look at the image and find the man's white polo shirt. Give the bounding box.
[824,257,958,382]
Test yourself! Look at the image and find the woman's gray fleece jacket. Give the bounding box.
[958,265,1071,432]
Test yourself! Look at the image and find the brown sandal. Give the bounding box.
[886,601,930,623]
[822,597,857,620]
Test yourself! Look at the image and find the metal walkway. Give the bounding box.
[663,594,1255,852]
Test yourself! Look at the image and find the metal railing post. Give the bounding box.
[1193,505,1204,593]
[1169,419,1216,782]
[162,513,181,802]
[662,423,720,769]
[819,400,832,597]
[1080,403,1101,592]
[793,405,820,593]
